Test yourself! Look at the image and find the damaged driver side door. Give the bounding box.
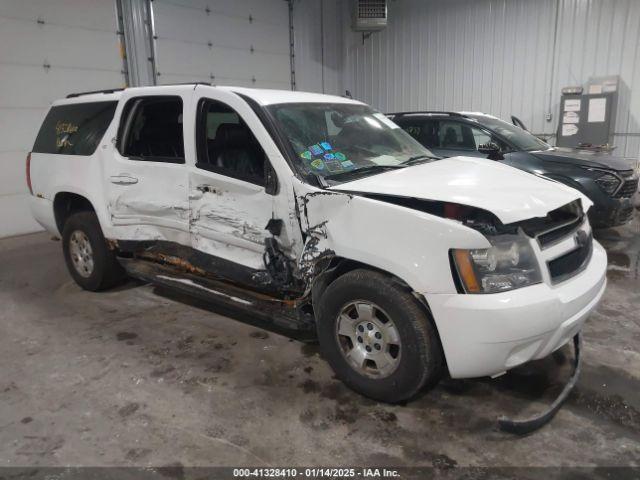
[188,92,275,273]
[106,93,191,245]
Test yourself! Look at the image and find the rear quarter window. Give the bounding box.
[32,101,117,155]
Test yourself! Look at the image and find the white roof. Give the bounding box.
[52,84,363,107]
[218,86,363,106]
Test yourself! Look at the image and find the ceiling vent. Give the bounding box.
[352,0,387,31]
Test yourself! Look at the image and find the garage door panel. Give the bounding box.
[154,0,290,91]
[156,39,288,86]
[154,4,287,51]
[0,109,48,153]
[0,65,124,109]
[0,152,30,197]
[0,1,124,238]
[0,0,118,33]
[153,0,288,28]
[0,193,41,238]
[154,41,214,76]
[0,19,121,71]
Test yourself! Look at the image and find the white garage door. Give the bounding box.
[0,0,125,238]
[152,0,291,89]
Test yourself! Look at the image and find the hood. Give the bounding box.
[532,147,634,171]
[329,157,590,224]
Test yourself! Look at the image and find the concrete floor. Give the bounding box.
[0,216,639,469]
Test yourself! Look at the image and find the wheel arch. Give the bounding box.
[309,256,448,373]
[53,191,97,234]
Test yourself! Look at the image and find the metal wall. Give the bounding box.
[0,0,125,238]
[152,0,291,88]
[332,0,640,160]
[292,0,345,95]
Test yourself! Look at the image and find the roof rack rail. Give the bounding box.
[156,82,212,87]
[65,82,213,99]
[66,88,125,98]
[386,111,467,117]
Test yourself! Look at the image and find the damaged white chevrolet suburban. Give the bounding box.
[29,85,607,413]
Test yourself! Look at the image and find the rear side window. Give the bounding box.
[396,119,440,148]
[118,96,184,163]
[32,102,117,155]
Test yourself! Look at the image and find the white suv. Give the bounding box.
[28,84,607,405]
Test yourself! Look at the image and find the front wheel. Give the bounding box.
[316,269,443,403]
[62,211,126,291]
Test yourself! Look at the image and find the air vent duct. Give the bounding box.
[352,0,387,31]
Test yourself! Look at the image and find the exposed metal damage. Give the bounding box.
[156,275,254,306]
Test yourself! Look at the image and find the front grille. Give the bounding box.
[537,216,583,248]
[547,232,593,284]
[517,200,584,249]
[614,177,639,198]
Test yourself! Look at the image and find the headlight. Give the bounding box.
[587,169,621,195]
[594,172,621,195]
[451,230,542,294]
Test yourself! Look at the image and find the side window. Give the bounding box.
[118,96,184,163]
[467,124,511,153]
[470,125,492,148]
[398,119,440,148]
[196,99,266,186]
[438,121,477,150]
[33,101,117,155]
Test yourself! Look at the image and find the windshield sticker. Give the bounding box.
[323,153,335,160]
[55,120,79,148]
[320,141,332,151]
[309,144,323,155]
[334,152,346,161]
[373,113,400,129]
[341,160,355,169]
[56,121,79,135]
[310,158,325,170]
[324,160,344,172]
[300,150,312,160]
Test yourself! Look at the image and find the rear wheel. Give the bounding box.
[316,269,443,403]
[62,212,125,291]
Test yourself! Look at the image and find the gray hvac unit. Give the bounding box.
[352,0,387,31]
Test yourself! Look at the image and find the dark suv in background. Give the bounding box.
[388,111,639,228]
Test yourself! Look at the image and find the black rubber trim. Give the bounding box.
[498,332,582,435]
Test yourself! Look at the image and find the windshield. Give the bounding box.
[470,115,549,152]
[267,102,436,182]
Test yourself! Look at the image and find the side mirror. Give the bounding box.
[478,142,504,160]
[264,160,279,195]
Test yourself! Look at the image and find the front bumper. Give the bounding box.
[424,240,607,379]
[588,196,634,228]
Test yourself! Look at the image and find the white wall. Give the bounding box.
[292,0,345,95]
[0,0,125,238]
[295,0,640,160]
[152,0,291,89]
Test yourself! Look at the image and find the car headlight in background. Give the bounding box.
[451,230,542,294]
[585,168,621,196]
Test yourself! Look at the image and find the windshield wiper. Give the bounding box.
[323,164,406,181]
[401,155,439,165]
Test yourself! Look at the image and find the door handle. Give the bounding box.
[189,191,203,200]
[110,174,139,185]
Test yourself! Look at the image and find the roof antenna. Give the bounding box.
[344,90,352,99]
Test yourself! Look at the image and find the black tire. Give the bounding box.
[62,211,126,291]
[316,269,443,403]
